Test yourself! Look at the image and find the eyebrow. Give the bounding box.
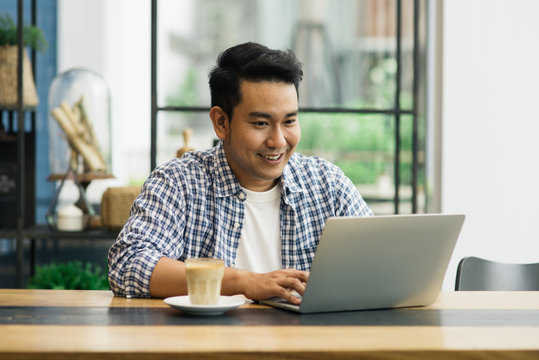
[249,111,299,119]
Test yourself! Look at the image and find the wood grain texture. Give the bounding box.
[1,290,538,359]
[2,289,539,309]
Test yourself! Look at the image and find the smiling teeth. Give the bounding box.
[263,155,280,160]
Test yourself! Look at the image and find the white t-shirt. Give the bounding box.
[234,185,282,273]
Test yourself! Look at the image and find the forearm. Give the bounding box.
[221,267,251,296]
[149,258,247,298]
[149,257,187,298]
[149,257,307,304]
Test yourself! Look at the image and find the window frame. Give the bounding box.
[150,0,425,214]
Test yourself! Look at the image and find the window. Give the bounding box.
[151,0,427,214]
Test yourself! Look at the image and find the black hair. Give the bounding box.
[208,42,303,119]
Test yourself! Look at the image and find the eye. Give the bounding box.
[252,121,268,127]
[284,118,297,126]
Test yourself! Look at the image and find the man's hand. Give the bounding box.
[222,268,309,305]
[149,257,309,303]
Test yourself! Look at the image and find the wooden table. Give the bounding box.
[1,289,539,359]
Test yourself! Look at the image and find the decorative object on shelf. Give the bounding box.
[176,128,195,158]
[100,186,140,231]
[50,98,107,173]
[56,204,84,231]
[45,167,95,232]
[47,68,113,226]
[48,68,112,180]
[0,12,47,109]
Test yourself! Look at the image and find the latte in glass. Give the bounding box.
[185,258,225,305]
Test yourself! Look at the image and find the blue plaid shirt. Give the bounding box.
[108,142,372,297]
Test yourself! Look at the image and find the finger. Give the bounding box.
[278,288,302,305]
[268,269,310,283]
[276,276,307,295]
[289,278,307,296]
[282,269,310,283]
[295,270,310,283]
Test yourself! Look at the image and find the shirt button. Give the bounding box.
[234,222,240,229]
[238,193,245,200]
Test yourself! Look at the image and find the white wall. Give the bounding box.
[58,0,107,74]
[57,0,151,202]
[441,0,539,289]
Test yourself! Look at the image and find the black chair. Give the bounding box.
[455,256,539,291]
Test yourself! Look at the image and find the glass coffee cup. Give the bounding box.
[185,258,225,305]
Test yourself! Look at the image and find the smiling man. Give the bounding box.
[108,42,372,303]
[211,80,300,192]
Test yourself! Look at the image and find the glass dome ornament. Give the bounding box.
[47,68,113,182]
[45,167,95,232]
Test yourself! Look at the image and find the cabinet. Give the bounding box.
[0,1,117,288]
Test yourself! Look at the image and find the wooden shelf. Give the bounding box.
[24,225,119,240]
[1,225,118,240]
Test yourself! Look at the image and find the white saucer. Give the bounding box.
[164,295,244,316]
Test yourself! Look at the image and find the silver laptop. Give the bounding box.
[261,214,465,313]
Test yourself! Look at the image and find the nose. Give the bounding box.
[266,126,287,149]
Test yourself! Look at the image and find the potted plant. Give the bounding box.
[27,261,110,290]
[0,12,47,109]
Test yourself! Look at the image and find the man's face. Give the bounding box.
[214,80,300,192]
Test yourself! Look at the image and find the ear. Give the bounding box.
[210,106,229,141]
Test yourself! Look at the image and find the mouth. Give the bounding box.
[259,153,283,161]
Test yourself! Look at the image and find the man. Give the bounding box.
[108,42,372,303]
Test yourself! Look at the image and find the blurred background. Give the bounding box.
[1,0,539,290]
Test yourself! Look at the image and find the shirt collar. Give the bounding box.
[212,141,305,198]
[213,141,243,198]
[281,153,305,195]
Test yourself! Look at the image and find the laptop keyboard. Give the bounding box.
[268,291,302,304]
